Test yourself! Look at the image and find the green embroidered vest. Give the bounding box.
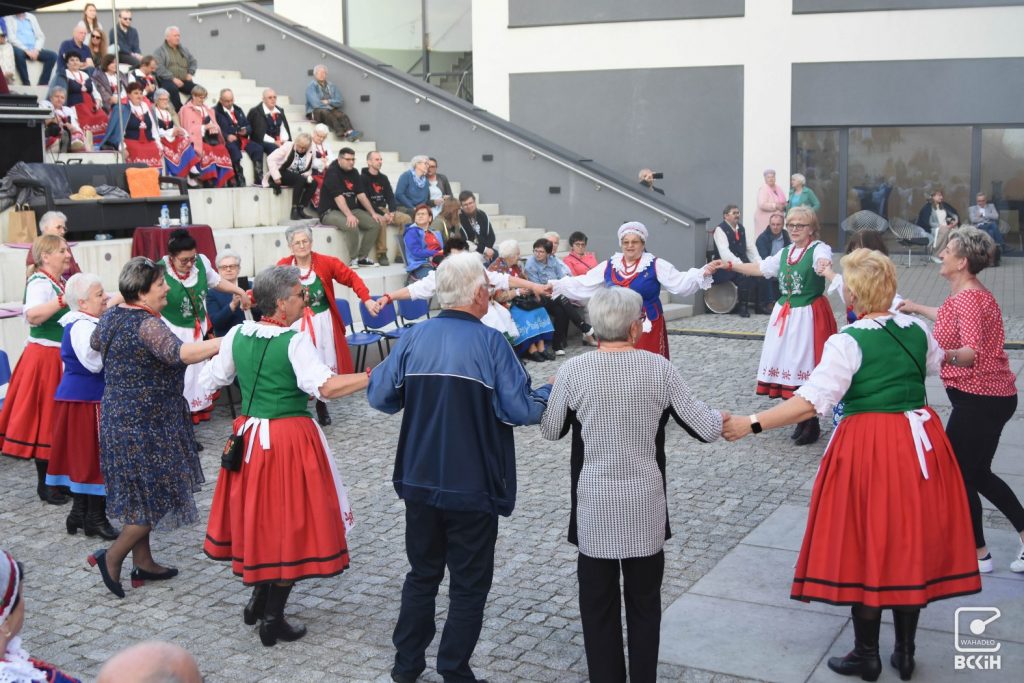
[305,274,330,315]
[162,257,208,329]
[26,274,69,343]
[777,241,826,308]
[232,330,312,419]
[840,320,927,416]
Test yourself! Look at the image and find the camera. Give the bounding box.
[652,172,664,180]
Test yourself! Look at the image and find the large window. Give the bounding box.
[794,129,840,246]
[981,128,1024,234]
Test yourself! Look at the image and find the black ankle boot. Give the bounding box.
[736,302,750,318]
[315,400,331,426]
[66,493,87,535]
[84,495,119,540]
[35,460,68,505]
[290,206,303,221]
[891,608,920,681]
[828,608,882,681]
[244,584,270,625]
[791,420,807,440]
[795,418,821,446]
[259,584,307,646]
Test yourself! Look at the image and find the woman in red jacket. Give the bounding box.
[277,224,372,426]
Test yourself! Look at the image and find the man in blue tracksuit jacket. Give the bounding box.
[368,252,551,683]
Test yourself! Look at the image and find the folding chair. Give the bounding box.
[336,298,386,370]
[396,298,431,327]
[889,218,931,266]
[358,297,410,355]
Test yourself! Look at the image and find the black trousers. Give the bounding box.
[392,501,498,683]
[270,168,316,208]
[543,296,588,350]
[757,276,781,308]
[311,107,354,135]
[224,138,264,176]
[713,269,753,306]
[157,77,195,111]
[578,550,664,683]
[945,388,1022,548]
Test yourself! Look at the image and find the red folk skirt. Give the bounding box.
[73,93,108,137]
[791,409,981,608]
[46,400,104,494]
[756,295,837,399]
[0,344,62,461]
[124,138,163,168]
[636,315,669,359]
[204,416,351,585]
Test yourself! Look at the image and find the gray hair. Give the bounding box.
[64,272,103,311]
[543,231,560,242]
[313,64,327,77]
[435,252,487,309]
[285,224,313,245]
[293,132,312,148]
[118,256,166,303]
[215,249,241,267]
[409,154,429,170]
[39,210,67,232]
[48,86,67,98]
[312,123,330,138]
[588,287,643,343]
[497,239,520,260]
[947,225,996,275]
[218,88,233,100]
[164,26,179,39]
[253,265,300,314]
[763,168,777,177]
[154,88,170,101]
[791,173,806,185]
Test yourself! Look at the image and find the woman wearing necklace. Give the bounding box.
[200,265,369,646]
[179,85,235,187]
[898,227,1024,575]
[87,257,222,599]
[724,249,980,682]
[62,52,107,141]
[276,225,372,426]
[0,235,73,504]
[549,221,721,359]
[161,229,250,426]
[727,206,838,445]
[152,89,200,178]
[119,82,161,167]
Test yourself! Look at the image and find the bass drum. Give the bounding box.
[704,281,738,315]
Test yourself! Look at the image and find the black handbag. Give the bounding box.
[510,293,544,311]
[221,338,272,471]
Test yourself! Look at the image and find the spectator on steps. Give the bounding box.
[426,157,452,217]
[87,28,107,72]
[94,54,127,115]
[42,86,86,153]
[431,197,464,244]
[320,146,382,268]
[5,11,57,86]
[153,26,197,111]
[109,9,143,68]
[394,155,430,215]
[563,231,598,276]
[63,52,107,143]
[247,88,291,158]
[152,88,201,180]
[82,4,103,40]
[263,133,316,221]
[180,85,236,188]
[361,150,409,266]
[305,64,361,142]
[57,23,94,80]
[119,82,162,168]
[307,123,333,217]
[459,191,496,260]
[215,88,263,186]
[129,54,158,101]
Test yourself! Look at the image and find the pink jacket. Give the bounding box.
[262,141,314,187]
[178,102,221,155]
[755,182,788,234]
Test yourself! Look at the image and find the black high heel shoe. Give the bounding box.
[130,565,180,588]
[87,549,125,598]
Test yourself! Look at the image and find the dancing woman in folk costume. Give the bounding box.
[200,266,368,647]
[276,225,372,427]
[724,249,980,682]
[728,206,838,445]
[549,221,721,359]
[0,235,72,505]
[160,229,250,424]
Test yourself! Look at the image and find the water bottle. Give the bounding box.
[159,204,170,229]
[180,203,190,227]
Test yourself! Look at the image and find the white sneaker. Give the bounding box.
[930,256,942,264]
[1010,544,1024,573]
[978,554,993,574]
[555,349,566,356]
[350,259,360,268]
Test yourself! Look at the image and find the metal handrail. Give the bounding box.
[189,4,695,228]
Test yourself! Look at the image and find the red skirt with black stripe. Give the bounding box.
[791,409,981,607]
[636,315,669,359]
[204,415,350,584]
[46,400,104,494]
[0,344,63,461]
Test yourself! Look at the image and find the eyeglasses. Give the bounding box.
[219,263,240,270]
[786,223,810,230]
[291,287,308,299]
[175,255,197,266]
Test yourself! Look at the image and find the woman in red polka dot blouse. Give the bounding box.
[899,225,1022,575]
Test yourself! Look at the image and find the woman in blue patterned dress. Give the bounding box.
[86,257,221,599]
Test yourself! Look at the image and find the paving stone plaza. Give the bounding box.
[1,260,1022,682]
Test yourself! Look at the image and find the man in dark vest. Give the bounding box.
[215,87,264,186]
[711,204,760,317]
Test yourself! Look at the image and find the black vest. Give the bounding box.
[715,221,750,263]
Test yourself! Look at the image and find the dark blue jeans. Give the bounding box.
[392,501,498,683]
[13,46,57,85]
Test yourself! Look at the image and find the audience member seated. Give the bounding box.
[712,204,760,318]
[94,54,126,116]
[394,155,430,215]
[0,548,82,683]
[109,9,143,68]
[42,86,86,153]
[403,204,443,282]
[63,52,108,142]
[153,87,200,178]
[319,146,381,267]
[5,11,57,86]
[82,4,102,40]
[307,123,332,216]
[459,190,496,260]
[0,23,16,86]
[179,85,236,187]
[247,88,291,158]
[361,150,408,265]
[916,188,959,262]
[563,230,598,276]
[489,239,555,361]
[24,211,82,278]
[57,22,94,80]
[968,191,1004,255]
[525,237,594,355]
[129,54,158,101]
[214,88,262,186]
[97,641,201,683]
[154,26,197,111]
[431,197,464,243]
[207,250,260,337]
[754,211,790,313]
[264,132,315,220]
[87,27,107,71]
[426,157,452,216]
[305,64,362,141]
[120,82,162,167]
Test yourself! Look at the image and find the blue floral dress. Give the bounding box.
[91,307,204,530]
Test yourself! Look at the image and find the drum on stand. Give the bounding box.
[704,281,738,314]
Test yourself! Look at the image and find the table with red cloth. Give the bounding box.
[130,225,218,265]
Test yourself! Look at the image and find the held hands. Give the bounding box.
[722,414,753,441]
[703,259,725,276]
[364,298,382,316]
[237,292,252,311]
[895,299,917,315]
[814,258,834,280]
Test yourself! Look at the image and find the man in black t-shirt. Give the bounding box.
[361,150,411,266]
[320,146,382,267]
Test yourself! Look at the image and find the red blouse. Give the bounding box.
[563,251,598,276]
[933,288,1016,396]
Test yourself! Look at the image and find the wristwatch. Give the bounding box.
[749,414,763,434]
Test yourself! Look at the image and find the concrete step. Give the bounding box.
[52,151,122,165]
[193,69,243,80]
[490,215,527,231]
[662,302,694,320]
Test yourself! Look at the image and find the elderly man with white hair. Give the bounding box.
[98,641,201,683]
[247,88,292,158]
[24,211,82,279]
[152,26,197,111]
[305,63,362,141]
[368,252,551,683]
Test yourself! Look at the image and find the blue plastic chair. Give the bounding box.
[0,350,11,412]
[358,297,410,354]
[397,298,431,327]
[336,298,385,370]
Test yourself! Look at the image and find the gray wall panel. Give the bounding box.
[510,66,744,229]
[792,59,1024,126]
[508,0,744,28]
[794,0,1024,13]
